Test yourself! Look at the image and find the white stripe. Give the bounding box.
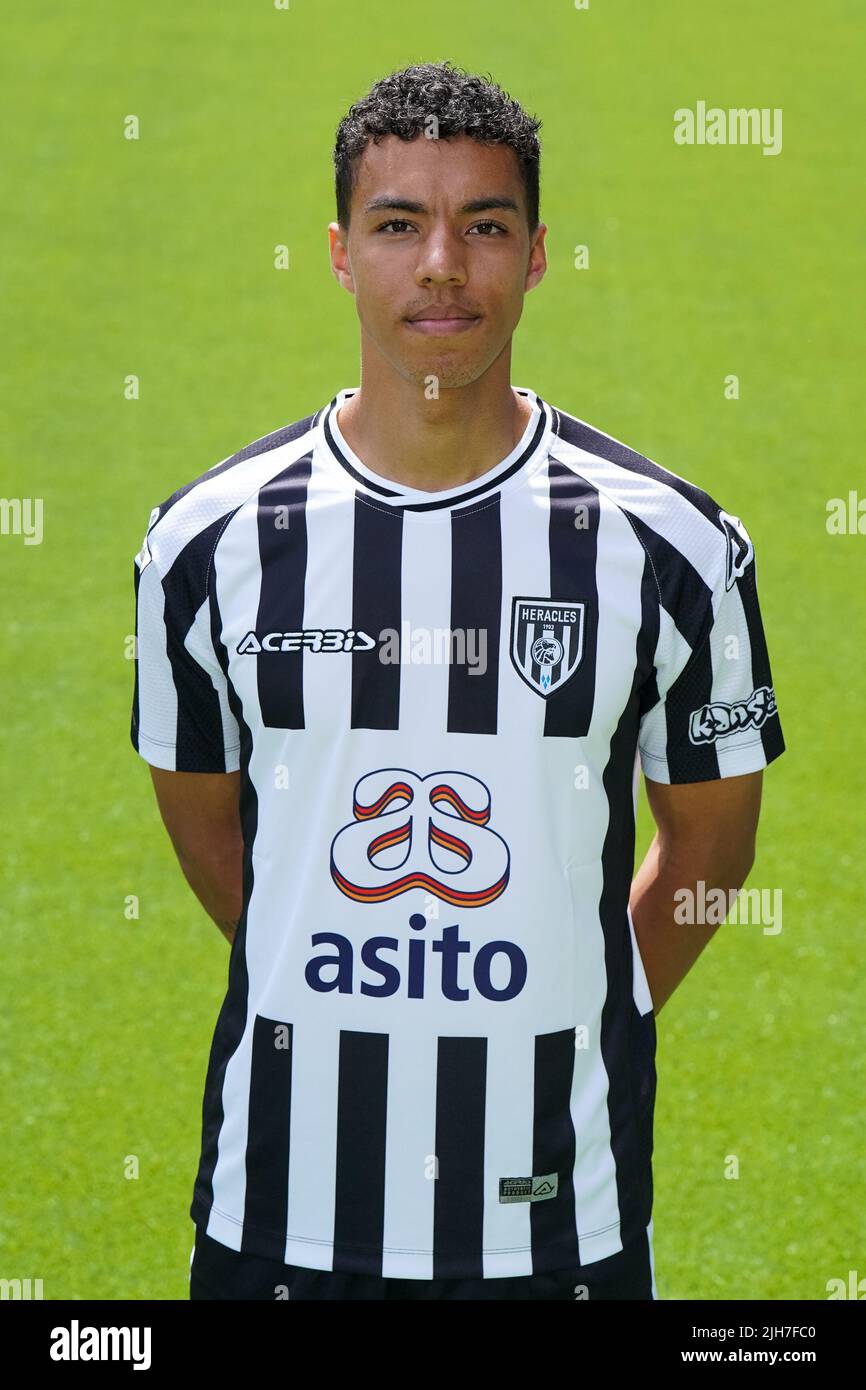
[629,907,654,1015]
[637,602,701,782]
[135,559,179,769]
[381,1030,436,1278]
[206,1025,254,1254]
[647,1216,659,1299]
[482,1034,534,1275]
[706,579,770,774]
[283,1024,341,1272]
[399,511,454,727]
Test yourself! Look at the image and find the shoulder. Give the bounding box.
[136,408,320,580]
[548,402,752,590]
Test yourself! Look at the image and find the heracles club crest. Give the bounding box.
[509,596,586,699]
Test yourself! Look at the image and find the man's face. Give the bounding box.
[329,134,547,390]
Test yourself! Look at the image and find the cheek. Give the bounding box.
[354,268,400,323]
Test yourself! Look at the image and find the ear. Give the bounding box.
[328,222,356,295]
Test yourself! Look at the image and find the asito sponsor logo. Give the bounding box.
[305,768,526,1001]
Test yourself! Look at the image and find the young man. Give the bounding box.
[131,62,785,1301]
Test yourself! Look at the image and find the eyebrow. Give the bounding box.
[363,195,521,216]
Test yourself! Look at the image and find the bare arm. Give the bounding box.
[629,770,763,1015]
[148,767,244,945]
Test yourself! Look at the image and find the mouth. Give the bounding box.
[404,315,481,336]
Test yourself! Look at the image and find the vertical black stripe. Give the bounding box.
[433,1036,487,1278]
[256,452,312,728]
[351,496,403,729]
[665,635,720,781]
[628,1000,657,1251]
[637,552,661,722]
[623,511,713,650]
[190,572,255,1231]
[448,496,502,734]
[620,507,718,781]
[241,1016,293,1256]
[530,1028,580,1272]
[162,516,234,771]
[333,1030,388,1275]
[737,561,786,763]
[597,596,657,1249]
[621,510,718,781]
[545,460,600,737]
[627,1222,655,1299]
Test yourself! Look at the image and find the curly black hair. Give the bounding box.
[333,61,542,233]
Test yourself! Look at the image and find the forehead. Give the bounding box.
[351,133,524,210]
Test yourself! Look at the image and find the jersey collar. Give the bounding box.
[317,386,554,513]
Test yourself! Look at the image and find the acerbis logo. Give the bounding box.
[498,1174,558,1203]
[237,628,376,654]
[305,769,526,1001]
[689,686,777,745]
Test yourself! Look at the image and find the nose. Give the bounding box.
[414,222,468,286]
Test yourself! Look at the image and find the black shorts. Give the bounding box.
[189,1220,657,1300]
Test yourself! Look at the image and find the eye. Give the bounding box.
[375,218,508,236]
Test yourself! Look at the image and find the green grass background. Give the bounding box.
[1,0,863,1299]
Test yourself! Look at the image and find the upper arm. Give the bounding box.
[643,768,763,875]
[148,766,242,869]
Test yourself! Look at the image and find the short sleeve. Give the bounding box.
[130,509,240,773]
[638,511,785,784]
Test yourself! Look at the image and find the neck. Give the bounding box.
[335,359,533,494]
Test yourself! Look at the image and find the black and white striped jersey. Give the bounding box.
[130,384,785,1279]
